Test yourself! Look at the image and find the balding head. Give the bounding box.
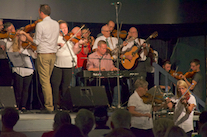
[101,25,110,38]
[72,27,81,37]
[107,20,115,32]
[128,27,138,38]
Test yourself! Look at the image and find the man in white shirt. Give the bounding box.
[20,4,59,113]
[93,25,118,54]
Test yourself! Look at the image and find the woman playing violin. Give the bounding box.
[2,22,36,112]
[128,79,168,137]
[51,20,87,110]
[167,80,196,137]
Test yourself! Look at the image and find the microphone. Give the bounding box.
[111,2,120,5]
[60,29,65,36]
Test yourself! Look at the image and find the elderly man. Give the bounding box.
[93,25,118,53]
[97,20,115,37]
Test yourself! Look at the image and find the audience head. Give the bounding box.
[198,111,207,134]
[1,107,19,129]
[164,126,187,137]
[75,109,95,136]
[162,59,171,72]
[53,111,71,130]
[54,123,84,137]
[94,106,108,127]
[107,20,115,32]
[199,122,207,137]
[111,109,131,129]
[106,128,135,137]
[153,118,174,137]
[101,25,110,38]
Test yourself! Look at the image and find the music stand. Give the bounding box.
[6,52,35,69]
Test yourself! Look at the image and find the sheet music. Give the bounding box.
[7,52,33,69]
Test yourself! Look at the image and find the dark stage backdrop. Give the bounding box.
[1,0,207,24]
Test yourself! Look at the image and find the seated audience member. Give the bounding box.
[111,109,131,129]
[194,111,207,137]
[0,107,27,137]
[75,109,95,137]
[94,106,110,129]
[199,122,207,137]
[54,123,84,137]
[42,111,71,137]
[153,118,174,137]
[88,107,111,137]
[164,126,187,137]
[106,128,136,137]
[198,111,207,134]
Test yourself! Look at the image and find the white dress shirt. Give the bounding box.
[122,38,146,61]
[92,35,118,50]
[33,16,59,53]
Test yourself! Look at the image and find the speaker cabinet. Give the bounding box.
[61,86,108,110]
[0,86,17,108]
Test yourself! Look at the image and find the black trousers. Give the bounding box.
[51,66,72,109]
[13,72,33,109]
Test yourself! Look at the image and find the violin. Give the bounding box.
[63,32,82,44]
[23,19,42,33]
[112,29,128,39]
[183,70,196,79]
[141,93,164,104]
[21,41,37,51]
[169,70,183,79]
[0,30,16,39]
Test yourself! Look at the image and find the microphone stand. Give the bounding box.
[112,2,122,108]
[60,31,76,87]
[98,55,105,86]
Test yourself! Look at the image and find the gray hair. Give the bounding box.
[75,109,95,136]
[134,79,148,89]
[111,109,131,129]
[153,118,174,137]
[53,111,71,130]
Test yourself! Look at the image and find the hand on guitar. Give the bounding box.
[122,41,128,46]
[110,67,118,71]
[126,55,132,60]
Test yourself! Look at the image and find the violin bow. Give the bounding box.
[68,24,85,41]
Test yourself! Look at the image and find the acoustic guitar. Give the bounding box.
[121,31,158,70]
[106,37,135,60]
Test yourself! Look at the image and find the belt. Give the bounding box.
[38,53,56,55]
